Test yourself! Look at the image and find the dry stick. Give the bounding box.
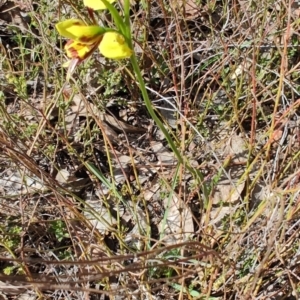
[250,50,258,149]
[0,243,221,290]
[171,3,190,246]
[0,254,216,287]
[265,5,291,161]
[0,241,222,264]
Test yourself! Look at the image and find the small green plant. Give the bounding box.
[0,225,22,250]
[148,248,180,279]
[97,68,124,97]
[6,73,29,99]
[57,249,73,260]
[237,252,258,279]
[49,220,70,242]
[3,265,24,276]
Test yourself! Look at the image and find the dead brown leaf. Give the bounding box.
[159,194,194,244]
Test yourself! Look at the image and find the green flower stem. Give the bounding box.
[129,54,208,203]
[130,56,183,162]
[123,0,131,38]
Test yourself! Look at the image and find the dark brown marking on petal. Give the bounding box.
[79,35,94,43]
[65,46,80,58]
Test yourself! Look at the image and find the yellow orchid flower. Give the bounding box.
[56,19,132,79]
[99,32,132,59]
[56,19,105,44]
[83,0,116,10]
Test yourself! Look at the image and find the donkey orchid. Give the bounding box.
[83,0,116,10]
[56,19,132,78]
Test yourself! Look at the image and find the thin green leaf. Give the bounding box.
[100,0,126,34]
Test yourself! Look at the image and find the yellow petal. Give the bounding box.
[65,40,97,60]
[56,19,104,44]
[99,32,132,59]
[83,0,116,10]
